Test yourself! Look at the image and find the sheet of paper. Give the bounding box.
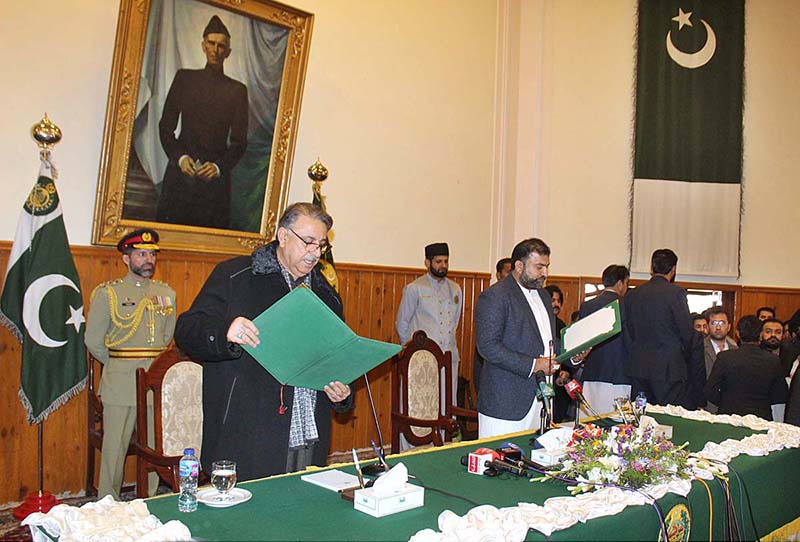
[301,469,361,492]
[242,287,401,389]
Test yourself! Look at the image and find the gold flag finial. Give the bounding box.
[31,113,62,150]
[307,158,329,183]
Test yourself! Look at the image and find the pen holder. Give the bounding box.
[361,462,389,477]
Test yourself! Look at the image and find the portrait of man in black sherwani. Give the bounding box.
[156,15,249,229]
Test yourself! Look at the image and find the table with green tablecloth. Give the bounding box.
[146,413,800,541]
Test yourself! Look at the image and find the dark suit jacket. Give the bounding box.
[579,290,629,385]
[475,275,557,420]
[704,343,789,420]
[157,65,249,229]
[623,276,692,383]
[780,338,800,376]
[785,373,800,426]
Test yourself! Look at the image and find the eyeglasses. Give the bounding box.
[287,227,329,253]
[710,320,728,327]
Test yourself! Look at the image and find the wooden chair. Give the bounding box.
[86,352,137,496]
[390,330,478,454]
[134,348,204,498]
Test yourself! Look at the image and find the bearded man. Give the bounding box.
[474,238,561,438]
[396,242,462,405]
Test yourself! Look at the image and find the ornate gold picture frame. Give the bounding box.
[92,0,313,254]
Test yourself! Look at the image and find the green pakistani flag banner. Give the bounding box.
[0,158,87,424]
[631,0,744,276]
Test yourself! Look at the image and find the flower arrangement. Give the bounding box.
[539,422,690,494]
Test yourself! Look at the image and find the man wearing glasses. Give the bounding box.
[175,202,353,481]
[703,308,737,377]
[702,308,736,413]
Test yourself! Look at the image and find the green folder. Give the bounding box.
[556,299,621,362]
[242,287,401,390]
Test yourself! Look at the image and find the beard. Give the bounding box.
[429,265,448,278]
[761,338,781,352]
[519,273,545,290]
[131,262,155,279]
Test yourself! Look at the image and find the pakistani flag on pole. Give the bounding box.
[631,0,745,276]
[0,158,87,424]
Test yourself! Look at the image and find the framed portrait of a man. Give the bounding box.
[92,0,313,254]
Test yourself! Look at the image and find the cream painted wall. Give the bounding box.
[0,0,497,273]
[286,0,497,272]
[1,1,797,285]
[505,0,799,287]
[738,0,800,287]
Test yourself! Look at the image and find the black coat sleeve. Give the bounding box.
[175,262,241,362]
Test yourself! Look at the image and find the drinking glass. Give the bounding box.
[211,460,237,501]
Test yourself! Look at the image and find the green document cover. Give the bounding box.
[242,287,401,390]
[556,299,621,363]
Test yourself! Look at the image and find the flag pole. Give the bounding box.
[12,114,64,521]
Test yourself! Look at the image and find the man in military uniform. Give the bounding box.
[85,229,176,499]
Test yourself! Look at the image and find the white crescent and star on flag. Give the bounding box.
[22,274,84,348]
[665,8,717,69]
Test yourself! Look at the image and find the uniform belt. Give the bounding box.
[108,347,167,359]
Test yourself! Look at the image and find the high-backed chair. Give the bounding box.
[134,348,204,497]
[86,353,137,496]
[390,330,477,454]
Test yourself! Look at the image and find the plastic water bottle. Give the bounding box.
[178,447,199,513]
[635,391,648,417]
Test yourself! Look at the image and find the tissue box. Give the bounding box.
[354,483,424,517]
[529,447,567,466]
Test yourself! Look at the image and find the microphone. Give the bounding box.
[498,442,548,472]
[459,453,530,477]
[534,370,553,421]
[564,379,602,419]
[461,448,500,475]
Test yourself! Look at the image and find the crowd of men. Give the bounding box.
[84,205,800,497]
[479,247,800,434]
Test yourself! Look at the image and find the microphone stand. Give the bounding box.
[361,373,390,476]
[539,404,550,436]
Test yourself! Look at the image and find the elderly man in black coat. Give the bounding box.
[175,203,352,481]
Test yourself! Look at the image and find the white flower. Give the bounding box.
[598,455,621,471]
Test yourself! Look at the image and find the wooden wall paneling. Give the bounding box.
[739,287,800,325]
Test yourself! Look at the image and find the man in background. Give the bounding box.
[495,258,512,282]
[544,284,567,336]
[756,306,776,321]
[760,318,784,356]
[623,248,693,407]
[156,15,249,229]
[85,229,176,499]
[692,313,709,336]
[704,308,736,377]
[705,316,788,420]
[579,264,630,416]
[396,243,463,405]
[700,307,736,412]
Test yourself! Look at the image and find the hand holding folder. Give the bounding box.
[242,287,401,390]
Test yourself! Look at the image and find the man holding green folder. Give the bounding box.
[175,203,353,480]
